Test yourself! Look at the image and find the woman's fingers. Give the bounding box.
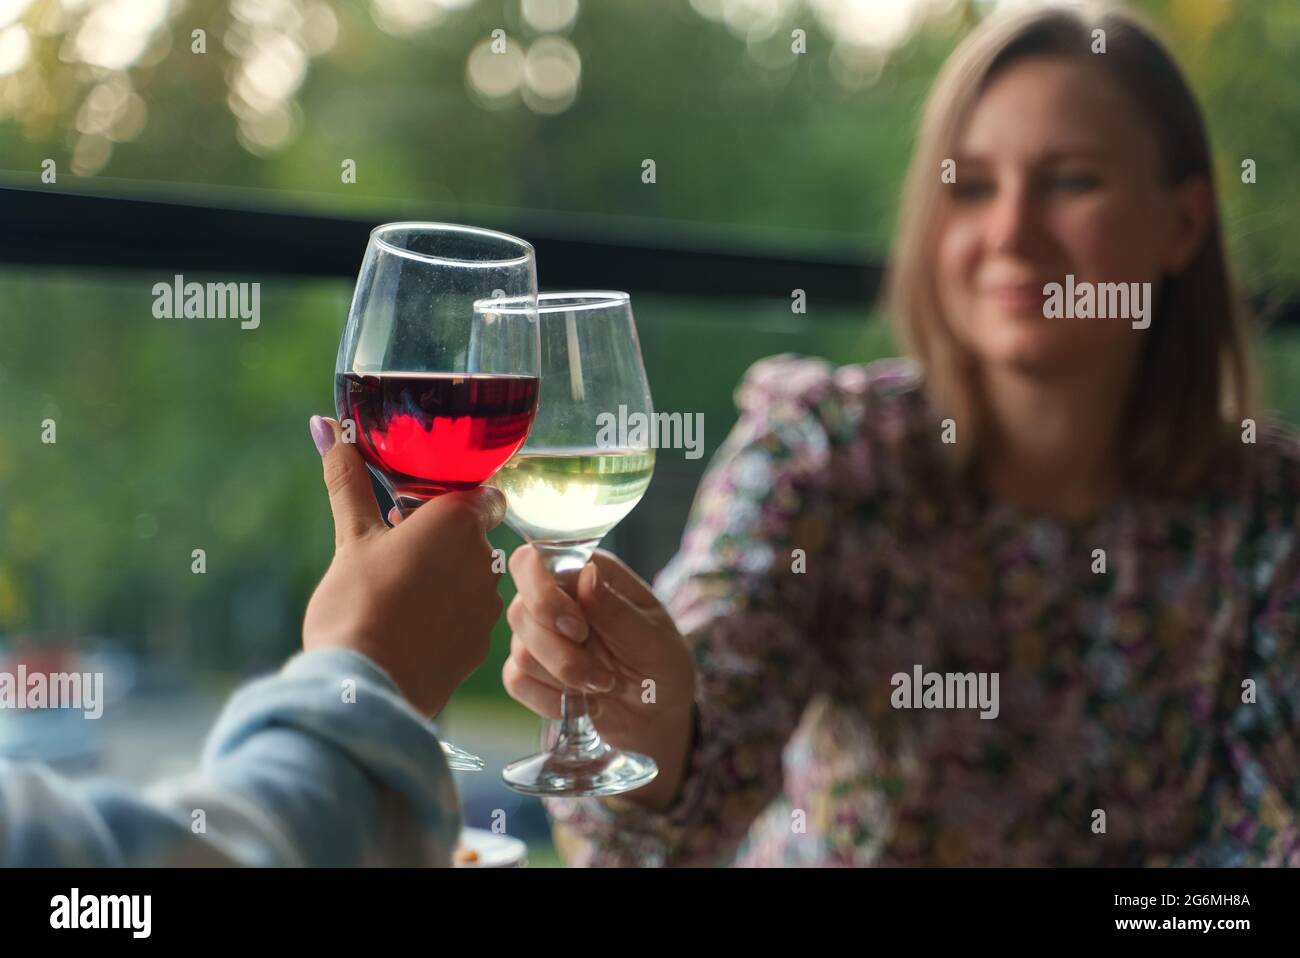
[508,545,590,643]
[502,659,603,721]
[588,549,662,610]
[386,488,505,532]
[502,659,565,720]
[311,416,387,547]
[573,561,670,661]
[509,632,563,691]
[505,594,615,693]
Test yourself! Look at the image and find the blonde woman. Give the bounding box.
[502,5,1299,866]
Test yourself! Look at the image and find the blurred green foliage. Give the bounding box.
[1,1,1296,288]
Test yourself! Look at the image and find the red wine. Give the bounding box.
[335,372,539,501]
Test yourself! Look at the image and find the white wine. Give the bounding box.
[492,447,655,544]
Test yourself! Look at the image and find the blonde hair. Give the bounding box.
[886,4,1258,496]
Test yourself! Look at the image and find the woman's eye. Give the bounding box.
[952,179,994,201]
[1044,172,1099,192]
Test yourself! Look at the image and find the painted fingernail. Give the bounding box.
[584,669,616,693]
[556,615,588,642]
[309,416,335,456]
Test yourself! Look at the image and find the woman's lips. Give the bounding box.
[983,282,1046,313]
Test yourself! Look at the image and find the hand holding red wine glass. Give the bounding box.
[334,222,540,770]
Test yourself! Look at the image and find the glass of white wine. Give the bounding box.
[484,291,659,797]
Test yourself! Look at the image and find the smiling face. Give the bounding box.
[934,56,1204,383]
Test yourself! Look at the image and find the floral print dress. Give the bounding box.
[544,354,1300,866]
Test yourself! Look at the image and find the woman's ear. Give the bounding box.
[1160,175,1213,275]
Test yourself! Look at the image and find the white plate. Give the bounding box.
[454,827,528,868]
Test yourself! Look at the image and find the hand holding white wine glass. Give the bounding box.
[488,291,667,796]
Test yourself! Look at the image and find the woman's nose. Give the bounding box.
[985,182,1042,255]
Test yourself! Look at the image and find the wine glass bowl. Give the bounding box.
[491,291,660,797]
[335,223,540,516]
[334,370,539,507]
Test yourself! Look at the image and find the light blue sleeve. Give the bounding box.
[0,648,461,867]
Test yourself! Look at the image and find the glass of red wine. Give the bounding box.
[334,222,540,771]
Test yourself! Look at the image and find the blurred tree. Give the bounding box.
[0,1,1293,288]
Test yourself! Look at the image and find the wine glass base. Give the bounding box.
[501,744,657,797]
[440,740,485,772]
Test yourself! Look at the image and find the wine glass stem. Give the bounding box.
[540,543,608,760]
[555,690,601,756]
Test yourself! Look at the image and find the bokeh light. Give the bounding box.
[522,34,579,115]
[0,23,30,76]
[466,34,525,106]
[370,0,475,37]
[809,0,923,52]
[521,0,578,35]
[70,0,169,72]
